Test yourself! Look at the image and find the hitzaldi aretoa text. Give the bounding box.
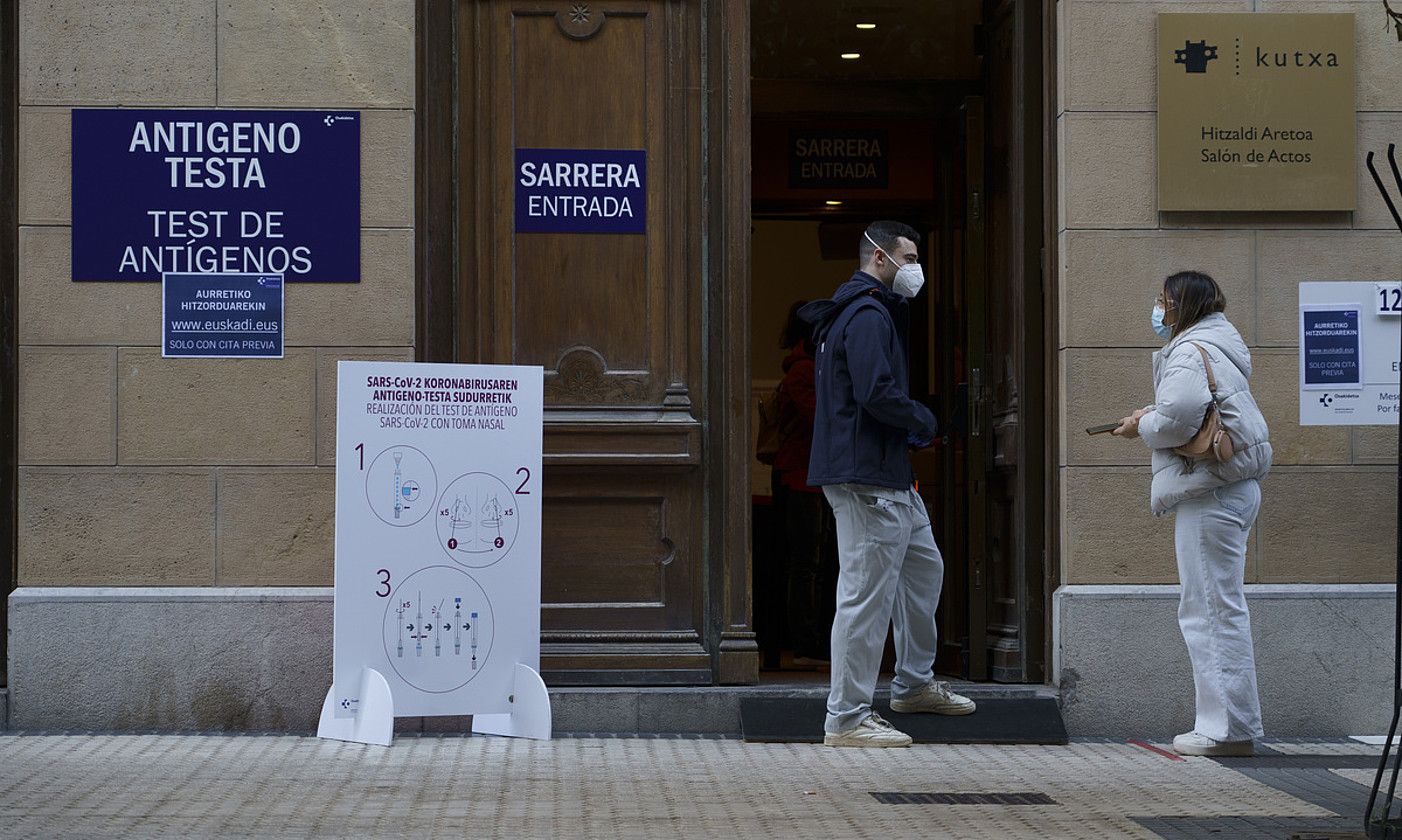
[1199,125,1316,164]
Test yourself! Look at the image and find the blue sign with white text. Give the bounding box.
[1301,307,1362,388]
[163,273,284,358]
[514,148,646,234]
[72,109,360,282]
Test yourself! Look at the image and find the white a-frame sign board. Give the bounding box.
[319,361,549,745]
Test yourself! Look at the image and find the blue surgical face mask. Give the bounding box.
[1151,305,1173,340]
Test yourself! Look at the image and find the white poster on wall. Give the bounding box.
[1299,282,1400,426]
[323,361,545,740]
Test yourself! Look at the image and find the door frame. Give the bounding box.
[414,0,1056,686]
[414,0,758,684]
[1,0,17,682]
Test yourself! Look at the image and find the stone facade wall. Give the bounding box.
[1057,0,1402,586]
[15,1,416,588]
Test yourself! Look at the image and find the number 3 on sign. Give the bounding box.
[1377,283,1402,316]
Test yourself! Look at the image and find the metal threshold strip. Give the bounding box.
[869,792,1059,806]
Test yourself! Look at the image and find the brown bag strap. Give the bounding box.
[1188,342,1218,396]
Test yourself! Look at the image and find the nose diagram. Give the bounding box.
[447,492,506,549]
[437,472,520,568]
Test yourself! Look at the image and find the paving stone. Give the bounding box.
[0,736,1346,839]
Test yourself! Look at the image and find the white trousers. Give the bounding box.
[822,483,944,734]
[1173,478,1264,742]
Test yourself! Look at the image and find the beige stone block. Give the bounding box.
[362,110,414,228]
[216,469,334,585]
[1061,0,1252,112]
[217,1,414,108]
[1256,232,1402,345]
[284,229,415,346]
[1061,230,1256,348]
[117,349,316,465]
[1252,350,1350,465]
[1062,114,1157,229]
[19,0,216,105]
[1257,1,1402,111]
[1062,467,1181,584]
[1062,350,1157,467]
[1259,468,1395,582]
[18,467,214,585]
[1358,114,1402,230]
[316,347,415,465]
[1354,426,1399,465]
[19,107,69,225]
[19,227,162,345]
[18,347,116,465]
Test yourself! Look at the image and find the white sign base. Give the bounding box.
[317,667,394,747]
[471,663,553,741]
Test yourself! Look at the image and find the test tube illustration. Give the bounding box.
[415,592,423,657]
[470,611,479,670]
[396,603,405,658]
[433,599,443,657]
[392,450,404,519]
[454,598,463,655]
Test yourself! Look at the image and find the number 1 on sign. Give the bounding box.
[1377,283,1402,316]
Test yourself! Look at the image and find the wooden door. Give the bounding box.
[968,0,1047,683]
[456,1,715,684]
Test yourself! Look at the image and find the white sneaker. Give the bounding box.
[1171,731,1254,757]
[889,681,977,716]
[823,713,913,748]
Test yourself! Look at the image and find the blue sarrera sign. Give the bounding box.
[514,148,646,234]
[72,109,360,282]
[163,273,284,359]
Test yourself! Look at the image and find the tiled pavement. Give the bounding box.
[0,733,1391,838]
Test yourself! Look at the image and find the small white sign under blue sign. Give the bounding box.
[163,272,284,359]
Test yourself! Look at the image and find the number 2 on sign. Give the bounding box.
[1377,283,1402,316]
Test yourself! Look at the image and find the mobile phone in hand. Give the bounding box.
[1085,422,1120,436]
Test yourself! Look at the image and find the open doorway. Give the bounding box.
[748,0,1048,684]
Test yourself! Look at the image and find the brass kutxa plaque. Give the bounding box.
[1157,14,1356,211]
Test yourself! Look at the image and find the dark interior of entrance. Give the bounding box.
[749,0,1048,684]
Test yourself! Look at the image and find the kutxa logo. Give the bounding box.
[1174,40,1218,73]
[1174,36,1342,75]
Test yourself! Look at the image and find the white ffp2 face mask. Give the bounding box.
[893,263,925,298]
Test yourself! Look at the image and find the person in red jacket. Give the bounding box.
[771,301,836,668]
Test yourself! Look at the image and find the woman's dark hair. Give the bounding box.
[779,300,813,351]
[1164,270,1226,338]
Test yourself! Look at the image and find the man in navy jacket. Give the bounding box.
[800,220,976,748]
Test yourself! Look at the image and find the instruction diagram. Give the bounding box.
[331,360,543,722]
[382,565,495,694]
[364,445,437,527]
[435,472,520,567]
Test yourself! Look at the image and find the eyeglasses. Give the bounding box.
[1155,295,1177,310]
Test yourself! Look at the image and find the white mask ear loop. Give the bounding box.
[863,232,886,265]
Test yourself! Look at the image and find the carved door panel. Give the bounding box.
[458,1,709,683]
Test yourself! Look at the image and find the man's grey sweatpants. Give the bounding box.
[821,482,944,734]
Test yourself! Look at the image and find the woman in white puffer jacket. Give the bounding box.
[1114,270,1273,757]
